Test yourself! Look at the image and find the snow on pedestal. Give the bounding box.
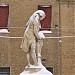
[20,64,53,75]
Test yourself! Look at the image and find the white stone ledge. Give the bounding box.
[0,29,9,33]
[39,30,52,34]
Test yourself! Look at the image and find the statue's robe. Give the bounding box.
[21,14,41,53]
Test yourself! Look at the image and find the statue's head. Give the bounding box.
[33,10,46,20]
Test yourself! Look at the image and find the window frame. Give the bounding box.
[38,5,52,31]
[0,4,9,33]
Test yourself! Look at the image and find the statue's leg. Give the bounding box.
[36,40,41,58]
[30,43,38,66]
[26,52,31,67]
[36,40,43,65]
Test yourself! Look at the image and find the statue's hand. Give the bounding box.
[38,31,45,39]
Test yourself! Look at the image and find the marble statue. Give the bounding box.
[20,10,53,75]
[20,10,46,67]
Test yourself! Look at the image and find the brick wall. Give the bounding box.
[0,0,75,75]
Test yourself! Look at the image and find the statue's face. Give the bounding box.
[33,10,46,20]
[39,12,46,20]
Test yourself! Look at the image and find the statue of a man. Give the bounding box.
[20,10,46,67]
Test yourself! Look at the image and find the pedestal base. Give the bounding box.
[20,65,53,75]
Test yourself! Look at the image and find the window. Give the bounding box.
[0,67,10,75]
[38,5,52,31]
[46,67,53,74]
[0,4,9,33]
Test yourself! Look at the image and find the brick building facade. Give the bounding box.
[0,0,75,75]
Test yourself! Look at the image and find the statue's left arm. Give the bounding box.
[33,14,41,39]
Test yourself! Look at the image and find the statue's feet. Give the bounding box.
[27,64,32,67]
[34,63,39,66]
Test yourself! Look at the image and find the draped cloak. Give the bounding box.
[20,14,41,53]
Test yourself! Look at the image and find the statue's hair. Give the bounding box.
[32,10,46,20]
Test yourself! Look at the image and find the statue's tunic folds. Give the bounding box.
[21,14,41,53]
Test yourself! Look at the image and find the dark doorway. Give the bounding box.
[38,5,52,31]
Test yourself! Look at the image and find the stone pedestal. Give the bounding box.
[20,65,53,75]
